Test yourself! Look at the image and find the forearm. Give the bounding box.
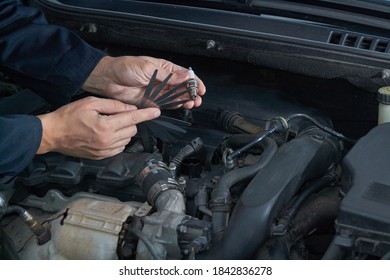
[0,0,106,106]
[0,115,42,176]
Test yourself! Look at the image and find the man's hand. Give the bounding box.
[82,56,206,109]
[37,96,160,159]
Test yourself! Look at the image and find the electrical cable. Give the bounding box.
[227,112,354,162]
[286,113,356,144]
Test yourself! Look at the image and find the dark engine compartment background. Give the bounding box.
[1,0,388,261]
[106,45,378,141]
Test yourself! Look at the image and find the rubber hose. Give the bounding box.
[210,137,278,240]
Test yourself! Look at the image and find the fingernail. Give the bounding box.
[153,109,161,118]
[127,105,137,111]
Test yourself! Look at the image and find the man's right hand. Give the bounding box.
[36,96,160,159]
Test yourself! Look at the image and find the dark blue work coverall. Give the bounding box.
[0,0,105,175]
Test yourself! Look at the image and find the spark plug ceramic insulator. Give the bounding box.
[187,67,198,100]
[377,86,390,124]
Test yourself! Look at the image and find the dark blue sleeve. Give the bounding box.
[0,0,106,106]
[0,1,107,175]
[0,115,42,175]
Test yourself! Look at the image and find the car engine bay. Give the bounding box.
[1,0,390,260]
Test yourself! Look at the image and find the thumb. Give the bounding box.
[93,98,137,115]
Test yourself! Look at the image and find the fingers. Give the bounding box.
[90,97,137,115]
[182,96,203,109]
[38,96,161,161]
[77,145,128,160]
[155,69,206,109]
[85,108,161,159]
[142,56,206,98]
[84,55,206,109]
[105,107,161,131]
[91,141,129,156]
[163,68,206,98]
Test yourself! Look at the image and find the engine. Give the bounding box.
[1,83,390,260]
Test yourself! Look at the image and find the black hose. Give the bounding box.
[228,127,277,160]
[289,174,337,217]
[210,137,278,240]
[214,109,263,134]
[129,228,163,260]
[272,173,338,235]
[124,141,144,153]
[256,187,340,259]
[199,128,342,260]
[169,137,203,176]
[0,205,25,216]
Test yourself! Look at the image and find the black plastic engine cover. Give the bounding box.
[337,122,390,256]
[19,152,161,201]
[22,152,160,187]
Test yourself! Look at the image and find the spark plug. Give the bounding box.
[187,67,198,100]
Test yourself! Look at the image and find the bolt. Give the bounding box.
[178,177,186,188]
[206,40,216,50]
[178,225,187,233]
[169,163,177,178]
[382,69,390,80]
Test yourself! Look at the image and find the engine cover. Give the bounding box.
[337,122,390,256]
